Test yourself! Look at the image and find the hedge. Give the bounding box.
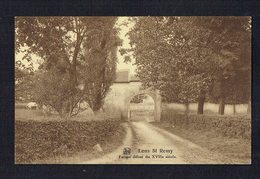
[161,108,251,139]
[15,119,123,163]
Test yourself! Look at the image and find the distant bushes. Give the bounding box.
[15,119,124,163]
[164,102,249,115]
[161,108,251,139]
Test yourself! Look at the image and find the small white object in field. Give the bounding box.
[93,144,103,152]
[26,102,38,110]
[172,125,175,128]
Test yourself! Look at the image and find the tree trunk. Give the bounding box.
[197,90,205,115]
[93,108,103,116]
[218,97,225,115]
[59,110,70,120]
[233,104,236,115]
[68,101,74,117]
[58,100,72,119]
[184,103,190,115]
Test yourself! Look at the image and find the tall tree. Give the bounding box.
[198,17,251,114]
[126,17,215,113]
[16,17,122,118]
[15,57,35,101]
[126,16,251,115]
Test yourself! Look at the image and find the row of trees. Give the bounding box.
[16,17,122,118]
[122,16,251,115]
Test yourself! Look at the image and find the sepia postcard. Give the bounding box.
[15,16,251,164]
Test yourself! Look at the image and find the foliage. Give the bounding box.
[197,17,251,105]
[16,17,122,118]
[33,68,81,118]
[126,17,214,103]
[126,17,251,109]
[15,119,124,163]
[15,62,35,101]
[130,94,147,103]
[161,107,251,139]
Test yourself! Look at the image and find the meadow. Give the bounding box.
[152,105,251,164]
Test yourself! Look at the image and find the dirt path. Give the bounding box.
[81,121,229,164]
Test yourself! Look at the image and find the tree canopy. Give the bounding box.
[126,16,251,114]
[16,17,122,118]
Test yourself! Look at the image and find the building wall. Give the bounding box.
[103,81,143,117]
[104,81,162,121]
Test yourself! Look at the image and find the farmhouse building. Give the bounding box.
[104,69,161,121]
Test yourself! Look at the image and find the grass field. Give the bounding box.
[153,122,251,164]
[152,106,251,164]
[15,103,118,122]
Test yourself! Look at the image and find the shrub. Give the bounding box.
[15,119,123,163]
[161,107,251,139]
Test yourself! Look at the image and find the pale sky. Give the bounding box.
[116,17,136,74]
[15,17,137,74]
